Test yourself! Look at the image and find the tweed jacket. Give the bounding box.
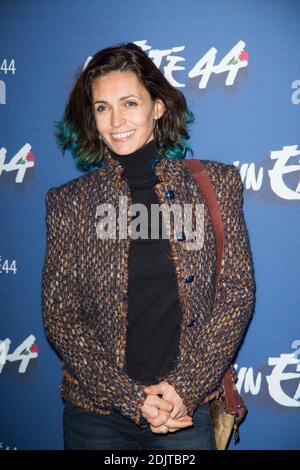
[41,152,255,428]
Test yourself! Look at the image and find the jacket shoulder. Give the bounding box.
[201,159,232,177]
[45,169,99,205]
[200,159,242,193]
[184,157,230,177]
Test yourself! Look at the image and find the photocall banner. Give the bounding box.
[1,0,299,450]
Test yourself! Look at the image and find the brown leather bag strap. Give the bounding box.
[183,159,224,301]
[184,158,247,432]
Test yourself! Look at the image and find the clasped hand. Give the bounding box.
[141,381,193,434]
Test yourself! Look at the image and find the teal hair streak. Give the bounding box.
[151,109,195,170]
[54,116,106,172]
[150,141,194,171]
[54,117,80,156]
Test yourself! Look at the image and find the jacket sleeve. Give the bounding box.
[41,187,147,427]
[160,164,256,416]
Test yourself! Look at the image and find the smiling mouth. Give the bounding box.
[111,129,136,141]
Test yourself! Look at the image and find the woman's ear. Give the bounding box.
[154,98,165,120]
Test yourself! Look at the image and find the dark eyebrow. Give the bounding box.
[93,94,142,105]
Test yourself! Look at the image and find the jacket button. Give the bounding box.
[176,231,186,241]
[188,319,196,327]
[165,189,175,200]
[185,274,194,283]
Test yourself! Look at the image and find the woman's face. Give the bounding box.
[91,70,165,155]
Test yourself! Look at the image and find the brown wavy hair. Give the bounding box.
[55,42,194,171]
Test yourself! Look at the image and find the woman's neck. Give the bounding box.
[109,139,158,178]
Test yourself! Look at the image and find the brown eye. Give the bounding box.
[96,105,106,113]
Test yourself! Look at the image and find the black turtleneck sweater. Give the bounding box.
[110,139,182,385]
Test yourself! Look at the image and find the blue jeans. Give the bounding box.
[63,401,216,450]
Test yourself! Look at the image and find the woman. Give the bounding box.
[42,42,255,450]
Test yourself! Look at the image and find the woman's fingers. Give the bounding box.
[144,382,170,396]
[149,416,193,434]
[150,424,169,434]
[169,403,188,419]
[166,416,193,430]
[141,403,159,419]
[144,394,173,413]
[147,409,170,427]
[143,381,193,434]
[141,394,174,422]
[148,410,193,429]
[145,381,187,420]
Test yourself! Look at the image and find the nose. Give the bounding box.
[111,107,126,128]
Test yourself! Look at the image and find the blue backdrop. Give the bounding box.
[1,0,299,450]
